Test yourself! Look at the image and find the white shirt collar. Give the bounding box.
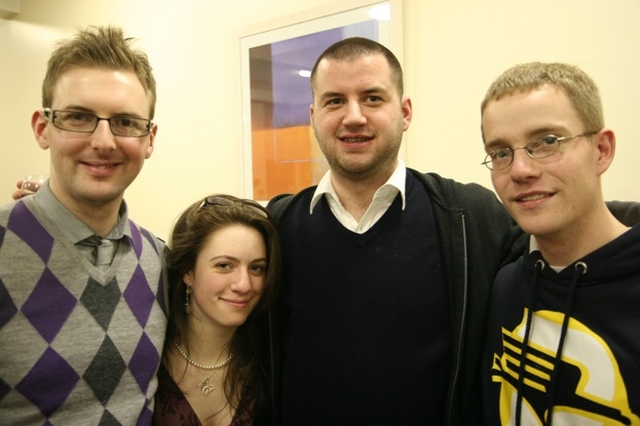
[309,160,406,233]
[310,159,407,213]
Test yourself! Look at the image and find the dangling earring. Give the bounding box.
[185,282,192,314]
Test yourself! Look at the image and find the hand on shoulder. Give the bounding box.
[11,180,30,200]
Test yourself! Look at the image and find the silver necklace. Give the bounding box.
[199,370,217,395]
[174,341,233,395]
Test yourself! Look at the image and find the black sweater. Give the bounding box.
[266,169,524,425]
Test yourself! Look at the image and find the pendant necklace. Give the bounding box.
[174,340,234,395]
[199,370,217,395]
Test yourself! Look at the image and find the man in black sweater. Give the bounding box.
[267,37,523,425]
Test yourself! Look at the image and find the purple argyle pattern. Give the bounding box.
[0,200,167,425]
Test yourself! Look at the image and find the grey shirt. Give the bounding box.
[32,182,130,268]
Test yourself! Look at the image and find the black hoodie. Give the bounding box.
[482,224,640,425]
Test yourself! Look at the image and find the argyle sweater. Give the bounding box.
[0,198,167,425]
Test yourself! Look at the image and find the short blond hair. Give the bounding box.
[481,62,603,133]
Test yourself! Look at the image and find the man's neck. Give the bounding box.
[51,189,123,238]
[536,206,629,267]
[331,169,394,222]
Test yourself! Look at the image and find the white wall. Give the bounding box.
[403,0,640,205]
[1,0,638,240]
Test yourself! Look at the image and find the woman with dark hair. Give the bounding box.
[153,194,280,426]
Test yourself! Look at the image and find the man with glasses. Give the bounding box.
[480,62,640,424]
[0,26,166,425]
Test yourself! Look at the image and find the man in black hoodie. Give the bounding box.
[481,62,640,425]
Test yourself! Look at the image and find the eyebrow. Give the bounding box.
[484,126,569,152]
[208,255,267,263]
[58,105,146,118]
[318,91,342,101]
[318,86,388,100]
[483,139,508,153]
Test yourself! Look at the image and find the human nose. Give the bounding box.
[343,100,366,126]
[90,119,117,152]
[509,148,540,179]
[231,269,251,293]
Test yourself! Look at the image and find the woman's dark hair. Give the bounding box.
[164,194,281,413]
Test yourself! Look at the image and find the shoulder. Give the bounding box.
[607,200,640,227]
[0,199,41,234]
[127,219,166,254]
[0,199,20,221]
[409,168,504,211]
[0,201,22,250]
[267,187,317,223]
[410,168,526,264]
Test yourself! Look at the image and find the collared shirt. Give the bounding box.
[33,182,130,267]
[310,159,407,234]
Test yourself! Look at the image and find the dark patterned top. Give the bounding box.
[153,363,256,426]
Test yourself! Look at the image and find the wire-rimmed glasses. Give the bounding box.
[481,131,598,171]
[43,108,152,137]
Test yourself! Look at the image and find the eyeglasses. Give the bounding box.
[43,108,152,137]
[198,196,269,219]
[481,131,598,171]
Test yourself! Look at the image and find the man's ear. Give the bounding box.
[401,96,412,131]
[594,128,616,176]
[145,122,157,159]
[32,110,50,150]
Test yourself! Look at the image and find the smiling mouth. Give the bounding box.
[83,161,120,169]
[223,299,250,308]
[517,193,550,202]
[340,137,371,143]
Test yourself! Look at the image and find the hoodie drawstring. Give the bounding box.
[515,258,545,426]
[543,261,587,426]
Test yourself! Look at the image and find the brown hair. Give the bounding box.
[42,25,157,118]
[165,194,281,413]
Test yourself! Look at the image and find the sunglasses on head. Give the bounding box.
[197,196,269,219]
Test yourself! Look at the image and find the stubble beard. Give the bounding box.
[315,128,403,183]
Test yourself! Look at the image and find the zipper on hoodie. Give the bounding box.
[446,211,468,424]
